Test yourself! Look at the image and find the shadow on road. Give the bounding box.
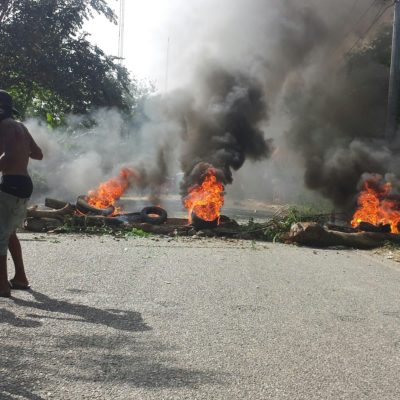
[0,308,42,328]
[1,341,47,400]
[1,291,224,398]
[13,291,151,332]
[57,333,223,389]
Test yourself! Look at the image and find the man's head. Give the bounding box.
[0,90,19,120]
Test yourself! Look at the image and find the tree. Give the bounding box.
[0,0,134,123]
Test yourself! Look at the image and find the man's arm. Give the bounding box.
[25,126,43,160]
[29,136,43,160]
[0,128,14,171]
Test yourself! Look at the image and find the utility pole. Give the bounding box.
[118,0,125,60]
[386,0,400,143]
[165,37,170,93]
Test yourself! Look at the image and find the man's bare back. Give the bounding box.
[0,118,43,175]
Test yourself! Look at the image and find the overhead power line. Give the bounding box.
[330,0,380,61]
[343,1,395,58]
[351,0,380,30]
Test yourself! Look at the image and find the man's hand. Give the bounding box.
[30,139,43,160]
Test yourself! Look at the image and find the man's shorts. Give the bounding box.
[0,191,28,255]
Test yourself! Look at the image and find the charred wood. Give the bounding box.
[27,204,74,220]
[288,222,400,249]
[357,222,391,233]
[45,198,74,210]
[130,223,192,236]
[24,217,62,232]
[324,223,358,233]
[69,215,123,227]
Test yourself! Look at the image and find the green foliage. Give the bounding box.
[0,0,134,123]
[347,26,392,70]
[237,206,331,243]
[56,217,152,238]
[59,219,115,236]
[125,228,151,238]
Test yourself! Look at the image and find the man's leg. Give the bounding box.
[0,253,10,297]
[0,193,13,296]
[9,232,29,287]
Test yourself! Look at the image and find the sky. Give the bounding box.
[85,0,185,90]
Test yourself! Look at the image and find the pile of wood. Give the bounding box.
[24,198,172,233]
[26,199,399,248]
[287,222,400,249]
[24,198,241,237]
[26,198,77,232]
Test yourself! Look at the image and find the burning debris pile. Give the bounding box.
[183,165,225,229]
[85,168,139,213]
[23,165,241,238]
[176,64,274,227]
[287,175,400,249]
[24,64,276,239]
[24,167,168,233]
[24,163,400,248]
[351,176,400,234]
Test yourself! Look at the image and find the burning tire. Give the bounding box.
[76,195,115,217]
[140,206,167,225]
[191,212,218,229]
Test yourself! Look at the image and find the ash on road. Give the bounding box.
[1,234,400,400]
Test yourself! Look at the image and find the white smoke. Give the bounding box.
[26,0,392,210]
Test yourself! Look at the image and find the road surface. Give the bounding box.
[1,233,400,399]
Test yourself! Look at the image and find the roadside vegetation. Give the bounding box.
[228,205,334,242]
[55,218,152,239]
[0,2,391,127]
[0,0,144,124]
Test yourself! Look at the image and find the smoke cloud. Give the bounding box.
[171,62,274,194]
[26,107,179,204]
[26,0,396,213]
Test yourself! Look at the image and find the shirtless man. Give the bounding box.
[0,90,43,297]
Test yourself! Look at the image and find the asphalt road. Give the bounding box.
[1,233,400,399]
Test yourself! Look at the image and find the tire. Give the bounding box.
[191,212,219,229]
[76,195,115,217]
[140,206,168,225]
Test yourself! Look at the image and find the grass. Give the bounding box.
[125,227,151,238]
[236,205,332,243]
[56,217,152,238]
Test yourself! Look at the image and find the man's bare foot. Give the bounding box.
[9,278,30,290]
[11,273,29,286]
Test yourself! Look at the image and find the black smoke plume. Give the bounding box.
[283,25,392,209]
[175,63,274,195]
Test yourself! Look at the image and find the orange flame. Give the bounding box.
[184,169,224,223]
[351,179,400,233]
[87,168,138,213]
